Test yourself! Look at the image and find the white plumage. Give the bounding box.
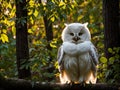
[57,23,98,84]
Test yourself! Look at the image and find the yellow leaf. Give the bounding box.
[29,0,34,7]
[8,3,12,9]
[59,1,65,7]
[2,29,7,34]
[30,16,34,24]
[51,17,55,22]
[34,10,39,17]
[50,39,57,48]
[78,15,83,21]
[28,10,33,15]
[50,43,57,48]
[28,29,33,34]
[1,34,9,43]
[12,26,16,35]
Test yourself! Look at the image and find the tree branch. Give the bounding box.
[0,77,119,90]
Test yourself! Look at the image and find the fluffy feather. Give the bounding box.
[57,23,98,84]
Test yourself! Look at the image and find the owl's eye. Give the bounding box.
[70,33,74,36]
[78,32,83,36]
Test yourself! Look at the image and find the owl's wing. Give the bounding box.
[89,43,99,77]
[57,45,65,73]
[89,43,99,66]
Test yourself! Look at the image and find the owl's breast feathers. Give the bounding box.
[57,41,99,82]
[57,41,95,65]
[62,41,92,55]
[61,41,99,65]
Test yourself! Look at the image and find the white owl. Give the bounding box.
[57,23,98,84]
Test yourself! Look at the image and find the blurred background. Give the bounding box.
[0,0,119,84]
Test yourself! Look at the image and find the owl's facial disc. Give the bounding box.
[69,32,83,43]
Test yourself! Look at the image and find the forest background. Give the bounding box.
[0,0,119,84]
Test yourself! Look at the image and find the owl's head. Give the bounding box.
[62,23,91,43]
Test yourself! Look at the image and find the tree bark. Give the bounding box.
[43,15,53,52]
[39,0,53,61]
[103,0,120,83]
[15,0,31,79]
[43,6,54,82]
[39,0,54,78]
[103,0,120,59]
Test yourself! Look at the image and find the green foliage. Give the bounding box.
[0,35,17,78]
[28,37,58,82]
[106,47,120,83]
[100,57,107,64]
[98,47,120,83]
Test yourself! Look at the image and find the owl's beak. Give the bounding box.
[73,36,80,42]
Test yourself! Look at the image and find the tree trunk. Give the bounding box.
[103,0,120,82]
[39,0,53,62]
[43,15,53,52]
[38,0,54,81]
[15,0,31,79]
[103,0,120,58]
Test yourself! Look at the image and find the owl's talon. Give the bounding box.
[69,81,75,86]
[65,81,69,84]
[66,81,75,86]
[80,81,86,87]
[89,81,92,85]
